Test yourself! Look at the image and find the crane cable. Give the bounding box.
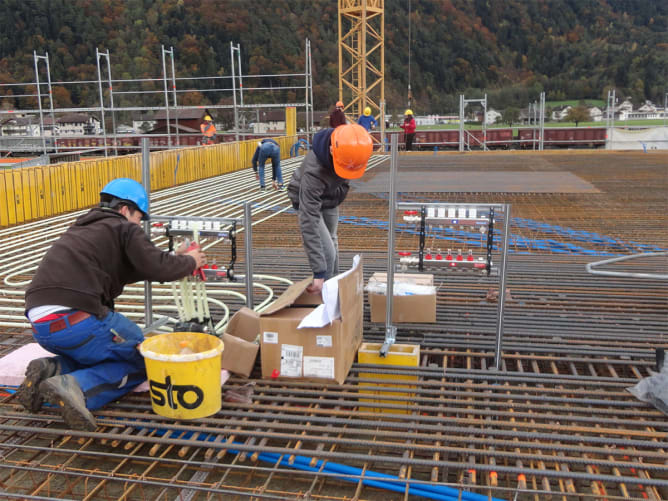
[407,0,412,108]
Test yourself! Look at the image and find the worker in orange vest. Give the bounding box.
[200,115,216,145]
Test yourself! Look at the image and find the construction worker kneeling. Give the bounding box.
[17,178,206,431]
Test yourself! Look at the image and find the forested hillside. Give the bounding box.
[0,0,666,114]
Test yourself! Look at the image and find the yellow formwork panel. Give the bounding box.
[285,107,296,137]
[0,170,13,227]
[63,164,77,212]
[12,169,27,224]
[0,136,300,228]
[22,168,38,222]
[39,166,53,218]
[358,343,419,414]
[30,168,46,219]
[53,165,67,214]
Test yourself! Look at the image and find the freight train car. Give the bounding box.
[54,133,269,152]
[371,127,607,151]
[518,127,606,149]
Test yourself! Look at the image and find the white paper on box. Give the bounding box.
[303,356,335,379]
[316,335,333,348]
[280,344,303,377]
[298,255,361,329]
[263,331,278,344]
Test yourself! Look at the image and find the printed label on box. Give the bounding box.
[315,335,332,348]
[304,356,335,379]
[280,344,303,377]
[263,331,278,344]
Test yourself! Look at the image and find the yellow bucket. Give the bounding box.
[139,332,224,420]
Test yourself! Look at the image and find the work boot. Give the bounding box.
[39,375,97,431]
[16,357,60,412]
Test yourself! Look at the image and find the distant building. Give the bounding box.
[132,113,156,133]
[57,114,101,135]
[551,105,572,121]
[149,109,211,135]
[0,116,41,136]
[485,109,502,125]
[588,107,603,122]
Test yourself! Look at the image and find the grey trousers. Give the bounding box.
[317,206,339,279]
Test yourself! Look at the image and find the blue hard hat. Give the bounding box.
[100,178,149,220]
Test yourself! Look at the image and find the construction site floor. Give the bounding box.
[0,150,666,500]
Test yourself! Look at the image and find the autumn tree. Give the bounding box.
[503,107,520,126]
[565,106,591,126]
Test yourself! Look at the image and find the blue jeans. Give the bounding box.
[31,311,146,410]
[258,142,283,188]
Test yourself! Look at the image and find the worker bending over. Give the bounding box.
[252,138,284,190]
[287,123,373,294]
[17,178,206,430]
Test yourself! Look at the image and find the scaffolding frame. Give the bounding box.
[0,41,315,155]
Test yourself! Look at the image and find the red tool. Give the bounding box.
[186,241,207,280]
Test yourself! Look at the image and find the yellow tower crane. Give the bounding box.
[338,0,385,123]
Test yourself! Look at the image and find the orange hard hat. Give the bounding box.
[330,124,373,180]
[336,101,344,108]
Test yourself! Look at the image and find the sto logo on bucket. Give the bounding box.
[149,375,204,410]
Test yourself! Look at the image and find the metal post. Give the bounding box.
[33,51,47,156]
[161,45,172,148]
[482,93,487,151]
[539,92,545,151]
[99,50,118,156]
[493,204,511,370]
[95,48,109,157]
[44,53,58,153]
[244,201,254,309]
[231,42,239,142]
[141,138,153,326]
[308,39,314,140]
[380,134,399,357]
[380,99,386,151]
[235,44,244,138]
[169,47,180,147]
[459,94,464,152]
[304,39,309,139]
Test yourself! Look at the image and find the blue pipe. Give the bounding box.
[232,449,506,501]
[135,426,505,501]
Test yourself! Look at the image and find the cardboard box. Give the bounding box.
[221,333,259,378]
[367,273,436,323]
[259,257,364,384]
[226,307,261,342]
[221,307,261,377]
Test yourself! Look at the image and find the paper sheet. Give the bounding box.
[297,255,360,329]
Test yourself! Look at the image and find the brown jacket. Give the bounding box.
[26,208,195,318]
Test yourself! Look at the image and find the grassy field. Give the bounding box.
[546,99,606,108]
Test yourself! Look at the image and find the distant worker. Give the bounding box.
[17,178,206,431]
[200,115,216,145]
[357,107,378,131]
[252,138,284,190]
[287,124,373,294]
[330,101,347,128]
[400,109,416,151]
